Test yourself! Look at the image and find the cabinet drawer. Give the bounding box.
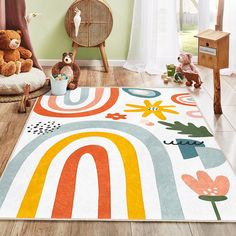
[198,52,217,69]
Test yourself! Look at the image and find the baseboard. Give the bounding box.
[193,56,198,64]
[39,59,126,67]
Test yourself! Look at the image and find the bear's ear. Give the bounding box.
[186,53,192,60]
[63,52,67,58]
[0,30,5,36]
[69,52,73,58]
[16,30,22,36]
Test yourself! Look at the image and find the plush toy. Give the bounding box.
[176,53,202,88]
[0,30,33,77]
[52,52,80,90]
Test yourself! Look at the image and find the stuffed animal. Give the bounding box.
[0,30,33,77]
[176,53,202,88]
[52,52,80,90]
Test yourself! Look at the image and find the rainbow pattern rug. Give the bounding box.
[1,87,236,221]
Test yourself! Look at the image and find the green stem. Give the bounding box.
[211,201,221,221]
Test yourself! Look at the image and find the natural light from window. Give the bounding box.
[178,0,218,56]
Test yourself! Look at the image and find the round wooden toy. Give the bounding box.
[65,0,113,72]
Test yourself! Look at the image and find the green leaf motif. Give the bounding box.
[158,121,213,137]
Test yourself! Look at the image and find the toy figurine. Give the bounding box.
[18,84,31,113]
[166,64,176,77]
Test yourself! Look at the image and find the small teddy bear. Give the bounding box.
[0,30,33,77]
[176,53,202,88]
[52,52,80,90]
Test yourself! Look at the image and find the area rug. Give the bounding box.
[0,87,236,221]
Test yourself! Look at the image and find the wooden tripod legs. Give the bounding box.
[72,42,79,62]
[99,42,109,73]
[213,69,223,114]
[72,42,109,73]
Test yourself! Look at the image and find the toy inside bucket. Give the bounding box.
[50,74,68,96]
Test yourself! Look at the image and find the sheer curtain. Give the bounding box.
[222,0,236,75]
[199,0,236,75]
[198,0,211,32]
[124,0,179,75]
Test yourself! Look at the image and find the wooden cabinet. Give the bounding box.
[65,0,113,72]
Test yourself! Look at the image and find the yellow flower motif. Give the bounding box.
[124,100,179,120]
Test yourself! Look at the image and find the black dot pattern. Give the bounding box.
[27,121,61,135]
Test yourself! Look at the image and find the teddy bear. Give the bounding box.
[176,53,202,88]
[0,30,33,77]
[52,52,80,90]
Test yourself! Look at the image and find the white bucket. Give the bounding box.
[50,76,68,96]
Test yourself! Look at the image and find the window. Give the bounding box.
[178,0,218,56]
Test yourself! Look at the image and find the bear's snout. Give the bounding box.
[64,55,72,64]
[9,39,20,50]
[178,56,183,63]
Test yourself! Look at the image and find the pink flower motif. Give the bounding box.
[140,119,155,126]
[182,171,230,220]
[182,171,230,197]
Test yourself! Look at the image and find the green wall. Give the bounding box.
[26,0,134,60]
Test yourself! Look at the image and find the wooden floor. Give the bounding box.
[0,66,236,236]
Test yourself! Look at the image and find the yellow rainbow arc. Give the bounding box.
[17,132,145,219]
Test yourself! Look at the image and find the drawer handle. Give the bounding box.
[206,43,209,47]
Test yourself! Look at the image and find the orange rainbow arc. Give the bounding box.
[34,88,119,117]
[52,145,111,219]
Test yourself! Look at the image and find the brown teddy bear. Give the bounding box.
[52,52,80,90]
[0,30,33,77]
[176,53,202,88]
